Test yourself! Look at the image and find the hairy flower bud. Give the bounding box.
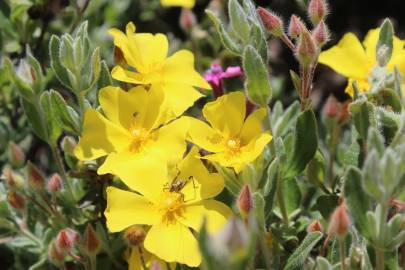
[16,60,36,85]
[7,191,25,210]
[61,136,77,155]
[56,228,79,253]
[83,224,101,255]
[323,95,340,118]
[257,7,284,37]
[312,20,329,47]
[2,166,24,191]
[180,8,196,31]
[27,161,45,191]
[8,141,25,167]
[308,0,328,25]
[328,204,350,238]
[48,240,65,266]
[307,220,323,233]
[238,184,253,218]
[296,29,318,67]
[47,173,63,193]
[288,15,304,40]
[124,225,146,246]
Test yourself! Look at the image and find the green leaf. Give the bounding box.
[49,35,71,89]
[26,50,44,94]
[273,101,300,138]
[349,99,376,140]
[306,151,326,188]
[367,88,402,113]
[281,177,301,216]
[344,167,372,238]
[213,163,242,196]
[21,98,48,141]
[97,60,113,89]
[343,140,360,167]
[311,194,339,219]
[49,90,81,134]
[316,257,333,270]
[285,109,318,178]
[290,70,301,97]
[243,45,272,106]
[89,47,101,88]
[60,35,76,71]
[3,58,35,102]
[250,22,268,61]
[263,157,279,197]
[376,19,394,66]
[228,0,250,41]
[284,232,323,270]
[40,91,63,144]
[253,192,266,229]
[206,10,243,55]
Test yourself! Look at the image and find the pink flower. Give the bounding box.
[204,64,242,97]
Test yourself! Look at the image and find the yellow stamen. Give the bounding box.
[128,125,151,153]
[225,138,241,156]
[158,190,184,224]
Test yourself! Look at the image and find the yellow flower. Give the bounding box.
[161,0,195,8]
[108,22,210,119]
[125,247,175,270]
[74,86,189,181]
[187,91,272,173]
[105,147,231,267]
[319,28,405,96]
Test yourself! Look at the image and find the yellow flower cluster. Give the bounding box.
[319,28,405,96]
[74,22,272,268]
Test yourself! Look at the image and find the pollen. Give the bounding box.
[225,138,242,156]
[128,125,151,153]
[158,191,185,224]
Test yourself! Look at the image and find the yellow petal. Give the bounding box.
[179,200,231,233]
[187,117,225,153]
[160,0,195,8]
[319,33,370,79]
[344,78,370,97]
[105,187,159,232]
[127,247,175,270]
[239,108,267,145]
[162,50,211,89]
[363,28,405,67]
[111,66,145,84]
[133,33,168,73]
[202,91,246,137]
[144,222,201,267]
[162,82,204,117]
[176,147,225,202]
[74,109,130,160]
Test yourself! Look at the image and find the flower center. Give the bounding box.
[225,138,241,156]
[158,191,185,224]
[128,126,151,153]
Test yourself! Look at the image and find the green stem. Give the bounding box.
[266,107,276,156]
[51,145,76,201]
[89,255,97,270]
[376,203,388,270]
[276,170,289,227]
[259,230,272,270]
[339,238,347,270]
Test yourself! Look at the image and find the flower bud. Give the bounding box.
[56,228,79,253]
[308,0,328,25]
[296,29,318,67]
[307,220,323,233]
[7,191,25,210]
[2,166,24,190]
[180,8,196,31]
[8,141,25,167]
[211,218,248,258]
[16,60,36,85]
[27,161,45,191]
[83,224,101,255]
[328,204,350,238]
[312,20,329,47]
[48,240,65,266]
[237,184,253,218]
[323,95,340,118]
[124,225,146,246]
[61,136,77,155]
[288,15,304,40]
[257,7,284,37]
[390,198,405,211]
[47,173,63,193]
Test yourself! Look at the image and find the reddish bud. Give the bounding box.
[8,142,25,167]
[296,29,318,67]
[61,136,76,155]
[47,173,63,193]
[83,224,101,255]
[257,7,284,37]
[180,8,196,31]
[2,166,19,190]
[56,228,79,252]
[390,198,405,211]
[307,220,323,233]
[124,226,146,246]
[288,15,304,40]
[7,191,25,210]
[312,20,329,47]
[48,240,65,266]
[308,0,328,25]
[328,204,350,238]
[27,162,45,191]
[323,95,340,118]
[238,184,253,218]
